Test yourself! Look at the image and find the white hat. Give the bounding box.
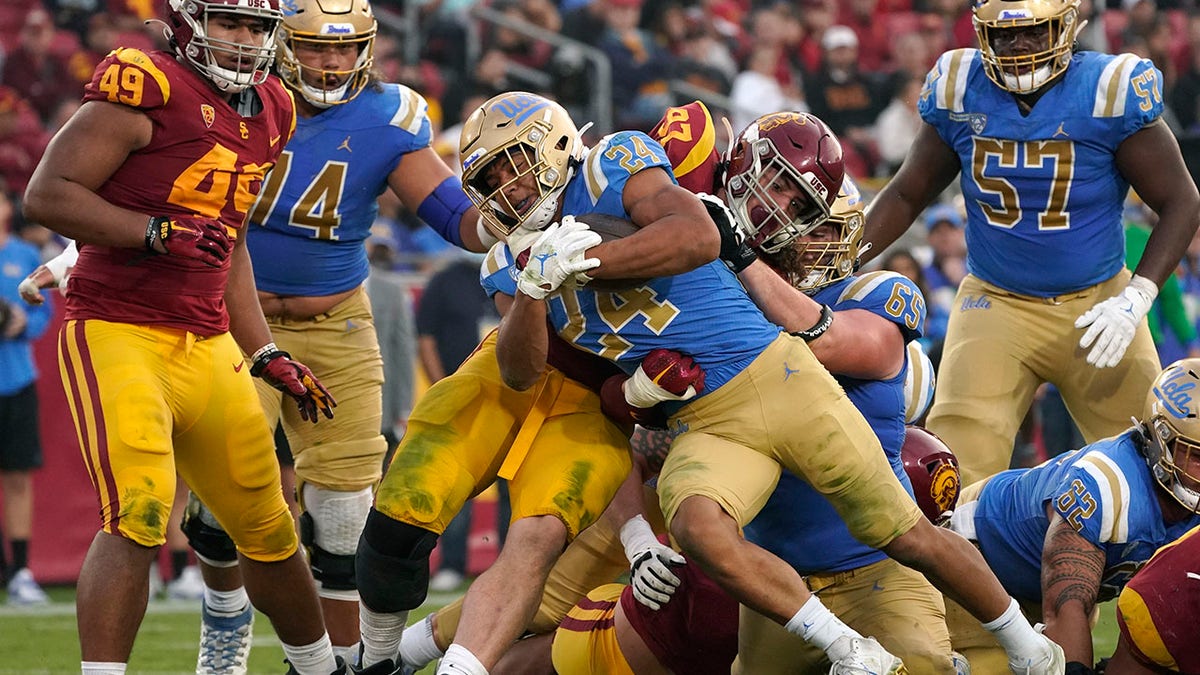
[822,25,858,51]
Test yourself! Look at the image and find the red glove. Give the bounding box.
[600,375,668,429]
[250,348,337,423]
[145,215,233,268]
[624,349,706,409]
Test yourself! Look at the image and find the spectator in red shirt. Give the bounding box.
[0,8,76,124]
[0,87,49,196]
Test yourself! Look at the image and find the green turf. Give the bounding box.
[0,587,1121,673]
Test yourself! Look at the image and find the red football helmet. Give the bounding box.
[724,112,844,254]
[902,426,961,524]
[166,0,283,93]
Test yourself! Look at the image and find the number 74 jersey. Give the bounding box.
[920,49,1163,298]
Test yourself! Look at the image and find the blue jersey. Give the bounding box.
[973,430,1200,603]
[920,50,1163,297]
[246,83,433,296]
[744,271,926,573]
[0,238,52,395]
[480,131,780,396]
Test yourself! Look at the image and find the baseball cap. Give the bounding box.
[822,26,858,51]
[924,203,964,230]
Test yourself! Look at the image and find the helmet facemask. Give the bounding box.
[168,0,282,94]
[760,176,864,293]
[726,143,832,254]
[1143,359,1200,514]
[974,0,1081,94]
[1147,417,1200,514]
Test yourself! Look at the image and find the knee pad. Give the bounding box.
[356,509,439,612]
[180,491,238,566]
[299,484,373,598]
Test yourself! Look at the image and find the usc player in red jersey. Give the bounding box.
[21,1,346,673]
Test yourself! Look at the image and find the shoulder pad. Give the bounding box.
[1071,449,1133,543]
[83,48,172,110]
[1092,53,1159,120]
[924,48,979,114]
[387,84,431,136]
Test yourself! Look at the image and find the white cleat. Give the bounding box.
[197,600,253,675]
[827,636,907,675]
[167,565,207,601]
[6,568,49,606]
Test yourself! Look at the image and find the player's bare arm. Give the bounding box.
[584,169,719,280]
[23,101,153,245]
[861,122,959,264]
[494,290,549,391]
[225,235,276,355]
[1040,512,1105,667]
[1117,118,1200,287]
[386,146,488,253]
[738,261,905,379]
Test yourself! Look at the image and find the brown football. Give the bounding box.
[572,213,652,291]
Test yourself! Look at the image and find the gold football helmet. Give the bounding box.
[973,0,1082,94]
[459,92,584,240]
[1143,359,1200,514]
[277,0,376,107]
[760,175,864,293]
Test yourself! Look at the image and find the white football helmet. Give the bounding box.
[459,92,585,242]
[166,0,283,93]
[277,0,376,107]
[973,0,1083,94]
[1143,359,1200,513]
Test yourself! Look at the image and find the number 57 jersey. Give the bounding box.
[920,49,1163,298]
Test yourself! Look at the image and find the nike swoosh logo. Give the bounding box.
[270,135,281,146]
[234,361,245,372]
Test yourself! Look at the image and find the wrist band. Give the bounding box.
[792,304,834,342]
[250,342,278,365]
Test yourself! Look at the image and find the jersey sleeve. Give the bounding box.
[831,270,927,342]
[1054,449,1133,545]
[579,131,675,207]
[917,48,977,131]
[383,84,434,152]
[1091,55,1164,140]
[82,48,172,110]
[650,101,720,194]
[480,242,518,298]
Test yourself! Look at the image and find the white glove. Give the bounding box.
[620,514,685,610]
[1075,275,1157,369]
[18,241,77,306]
[516,217,602,300]
[1006,624,1065,675]
[623,349,705,408]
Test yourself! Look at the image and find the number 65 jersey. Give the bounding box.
[920,49,1163,297]
[67,48,296,336]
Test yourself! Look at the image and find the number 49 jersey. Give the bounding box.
[920,49,1163,297]
[67,48,295,336]
[971,430,1200,603]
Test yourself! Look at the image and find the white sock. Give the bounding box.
[982,597,1041,657]
[204,586,250,616]
[360,606,408,667]
[784,595,862,652]
[281,633,338,675]
[437,644,488,675]
[333,642,359,668]
[81,662,126,675]
[401,614,444,669]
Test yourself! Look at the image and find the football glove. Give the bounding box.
[145,215,233,268]
[599,374,669,429]
[699,193,756,274]
[516,217,602,300]
[620,514,685,611]
[1075,275,1157,369]
[18,241,77,306]
[624,348,706,409]
[250,347,337,423]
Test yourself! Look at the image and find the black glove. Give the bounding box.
[698,193,756,274]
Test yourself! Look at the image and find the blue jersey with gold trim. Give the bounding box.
[744,271,926,573]
[480,131,780,395]
[920,49,1163,297]
[973,430,1200,603]
[247,83,432,296]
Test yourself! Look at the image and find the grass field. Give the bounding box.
[0,587,1122,674]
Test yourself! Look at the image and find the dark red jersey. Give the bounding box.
[66,48,296,335]
[1117,524,1200,673]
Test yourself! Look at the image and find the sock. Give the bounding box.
[360,606,407,667]
[81,662,127,675]
[11,539,28,572]
[982,597,1042,659]
[204,586,250,617]
[333,642,359,668]
[281,633,338,675]
[784,595,861,652]
[437,644,488,675]
[400,614,444,669]
[171,550,189,579]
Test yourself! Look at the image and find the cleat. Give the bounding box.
[827,636,907,675]
[428,569,464,592]
[6,568,49,606]
[198,600,253,675]
[167,565,207,601]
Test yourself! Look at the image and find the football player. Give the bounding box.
[1110,524,1200,674]
[861,0,1200,485]
[165,0,490,669]
[465,91,1062,675]
[942,359,1200,673]
[21,1,344,673]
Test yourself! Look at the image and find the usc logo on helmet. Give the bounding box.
[929,462,961,516]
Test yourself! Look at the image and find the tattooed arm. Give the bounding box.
[1040,510,1106,667]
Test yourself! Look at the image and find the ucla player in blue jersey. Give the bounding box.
[942,359,1200,673]
[169,0,491,669]
[862,0,1200,487]
[469,92,1064,675]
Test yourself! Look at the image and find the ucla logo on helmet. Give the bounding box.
[321,23,354,34]
[463,148,487,172]
[1155,366,1196,419]
[998,9,1032,19]
[280,0,300,15]
[489,93,545,120]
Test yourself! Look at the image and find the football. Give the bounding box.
[572,213,652,291]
